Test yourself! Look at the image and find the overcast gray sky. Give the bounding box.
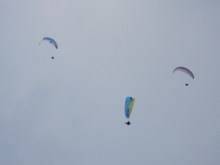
[1,1,220,165]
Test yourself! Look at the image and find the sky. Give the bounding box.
[0,0,220,165]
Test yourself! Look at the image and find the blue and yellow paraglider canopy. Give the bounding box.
[39,37,58,49]
[124,96,135,125]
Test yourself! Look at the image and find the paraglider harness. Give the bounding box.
[125,121,131,125]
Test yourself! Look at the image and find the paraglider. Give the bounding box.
[124,96,135,125]
[173,66,194,86]
[39,37,58,59]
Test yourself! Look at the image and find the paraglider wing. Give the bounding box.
[124,97,135,119]
[173,67,194,79]
[39,37,58,49]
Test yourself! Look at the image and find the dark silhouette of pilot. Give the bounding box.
[125,121,131,125]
